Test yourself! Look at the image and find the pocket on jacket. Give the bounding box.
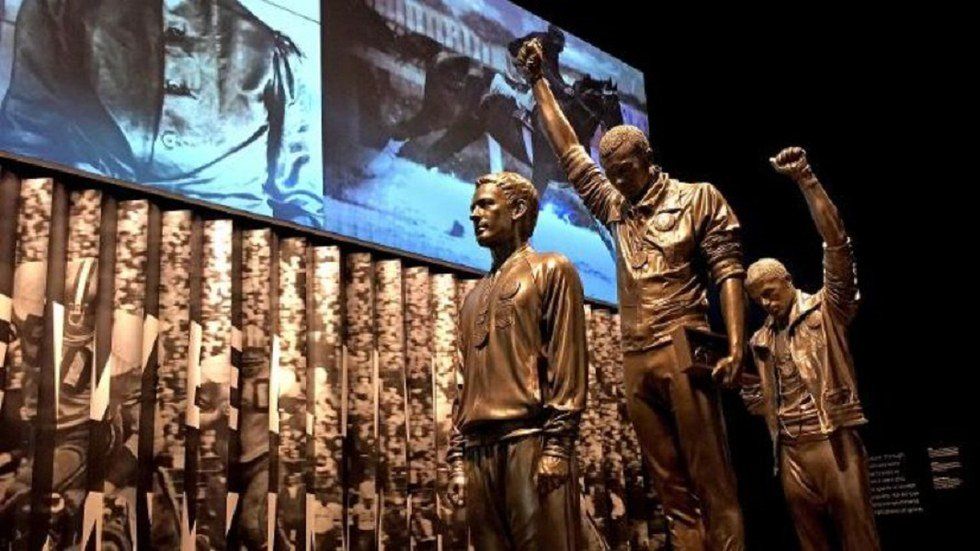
[823,387,853,406]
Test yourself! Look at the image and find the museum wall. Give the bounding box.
[0,167,663,549]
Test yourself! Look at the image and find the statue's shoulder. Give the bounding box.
[526,249,573,271]
[526,251,581,294]
[671,180,734,211]
[672,179,712,196]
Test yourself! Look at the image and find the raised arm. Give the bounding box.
[516,39,625,225]
[518,39,579,156]
[771,147,846,246]
[771,147,858,320]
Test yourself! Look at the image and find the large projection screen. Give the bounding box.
[0,0,647,303]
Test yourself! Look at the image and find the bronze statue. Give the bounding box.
[446,172,587,550]
[741,147,880,551]
[518,38,747,551]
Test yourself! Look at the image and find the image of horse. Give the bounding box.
[392,49,623,256]
[393,53,623,196]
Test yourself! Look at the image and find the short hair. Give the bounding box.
[746,258,792,291]
[599,125,652,166]
[475,172,539,239]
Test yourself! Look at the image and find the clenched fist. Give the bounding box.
[533,454,569,496]
[516,38,545,83]
[770,146,815,183]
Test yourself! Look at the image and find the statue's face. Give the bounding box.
[601,147,651,203]
[470,183,518,248]
[748,275,796,322]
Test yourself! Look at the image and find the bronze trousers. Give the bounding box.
[623,345,744,551]
[464,434,582,551]
[780,429,880,551]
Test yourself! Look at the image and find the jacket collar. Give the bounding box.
[633,171,673,214]
[490,242,533,274]
[788,289,822,328]
[753,290,822,351]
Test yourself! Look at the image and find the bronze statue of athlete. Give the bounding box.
[518,38,747,551]
[446,171,587,550]
[742,147,879,551]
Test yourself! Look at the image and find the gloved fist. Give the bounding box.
[516,38,545,83]
[770,146,814,183]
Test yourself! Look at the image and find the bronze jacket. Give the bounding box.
[561,145,745,352]
[743,239,866,442]
[448,245,587,463]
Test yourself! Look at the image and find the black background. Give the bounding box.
[510,2,974,548]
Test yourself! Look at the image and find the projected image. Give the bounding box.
[324,0,648,303]
[0,0,323,226]
[0,0,645,303]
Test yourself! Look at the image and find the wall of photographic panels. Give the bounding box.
[0,165,665,550]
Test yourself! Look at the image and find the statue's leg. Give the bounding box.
[780,440,834,551]
[502,435,581,551]
[465,444,510,551]
[820,430,879,551]
[623,348,709,550]
[670,356,746,551]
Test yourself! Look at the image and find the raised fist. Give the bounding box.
[516,38,545,83]
[770,146,813,181]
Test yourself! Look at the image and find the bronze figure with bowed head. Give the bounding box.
[742,147,879,551]
[517,38,748,551]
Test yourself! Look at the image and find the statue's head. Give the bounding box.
[746,258,797,323]
[599,125,656,203]
[470,172,539,248]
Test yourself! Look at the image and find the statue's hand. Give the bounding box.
[516,38,546,83]
[447,467,466,509]
[712,352,745,389]
[770,146,812,182]
[533,454,569,496]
